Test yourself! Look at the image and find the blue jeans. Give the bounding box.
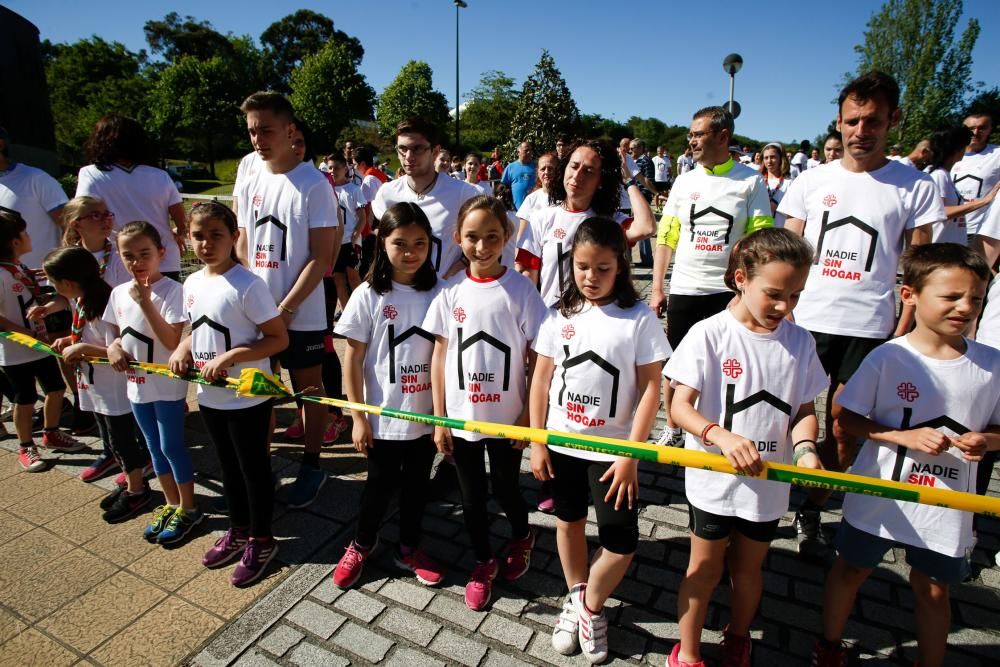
[131,399,192,483]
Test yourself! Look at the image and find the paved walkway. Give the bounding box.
[2,266,999,666]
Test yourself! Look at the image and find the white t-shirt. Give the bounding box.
[951,145,1000,234]
[236,160,339,331]
[0,163,67,267]
[777,160,943,338]
[371,175,480,278]
[652,156,670,182]
[422,268,547,441]
[360,173,383,204]
[807,157,822,170]
[678,154,696,175]
[518,207,631,307]
[90,238,132,288]
[103,277,187,403]
[334,281,439,440]
[790,151,808,179]
[665,310,827,521]
[515,189,551,224]
[75,315,131,416]
[766,174,790,211]
[533,302,671,461]
[976,275,1000,350]
[929,167,967,244]
[76,164,183,273]
[619,154,641,210]
[0,268,48,366]
[837,336,1000,557]
[183,264,280,410]
[335,181,365,241]
[234,152,262,192]
[661,161,772,296]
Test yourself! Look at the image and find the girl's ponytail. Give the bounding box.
[42,246,111,321]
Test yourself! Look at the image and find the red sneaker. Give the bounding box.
[810,639,848,667]
[500,530,535,581]
[284,411,304,439]
[720,628,752,667]
[334,540,374,589]
[323,413,349,444]
[668,643,706,667]
[394,545,444,586]
[18,446,46,472]
[41,429,85,452]
[464,558,498,610]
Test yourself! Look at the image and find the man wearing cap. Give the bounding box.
[0,127,66,267]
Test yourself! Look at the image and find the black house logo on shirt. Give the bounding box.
[254,215,288,262]
[456,327,511,390]
[429,234,443,271]
[120,327,155,363]
[889,407,970,487]
[387,324,434,384]
[722,384,791,431]
[954,173,983,199]
[558,346,620,418]
[190,316,231,351]
[813,211,878,272]
[688,204,736,244]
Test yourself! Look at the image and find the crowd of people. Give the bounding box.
[1,69,1000,667]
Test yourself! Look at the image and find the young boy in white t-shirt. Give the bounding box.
[812,243,1000,667]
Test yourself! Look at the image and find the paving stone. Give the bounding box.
[308,577,344,604]
[288,641,350,667]
[378,607,442,647]
[257,624,303,657]
[333,588,387,622]
[285,599,346,640]
[609,626,649,660]
[331,621,395,662]
[427,594,487,631]
[378,578,437,610]
[385,647,447,667]
[526,632,585,666]
[234,648,282,667]
[759,598,823,633]
[490,593,528,616]
[429,628,489,666]
[482,650,535,667]
[479,613,533,650]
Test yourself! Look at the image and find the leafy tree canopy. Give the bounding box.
[376,61,450,141]
[261,10,364,92]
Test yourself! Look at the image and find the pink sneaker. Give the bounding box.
[500,530,534,581]
[394,545,444,586]
[18,446,46,472]
[464,558,498,611]
[284,411,304,439]
[323,413,349,444]
[333,540,374,589]
[668,643,706,667]
[202,528,249,568]
[40,429,85,452]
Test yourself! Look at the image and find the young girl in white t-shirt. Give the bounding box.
[43,247,148,524]
[529,217,670,664]
[104,221,197,545]
[332,202,443,590]
[168,203,288,587]
[664,228,827,667]
[424,195,547,611]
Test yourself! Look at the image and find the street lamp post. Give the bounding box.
[455,0,467,147]
[722,53,743,119]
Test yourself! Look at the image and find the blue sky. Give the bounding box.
[9,0,999,143]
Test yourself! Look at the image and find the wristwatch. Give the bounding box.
[624,177,638,189]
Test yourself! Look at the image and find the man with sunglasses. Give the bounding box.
[0,126,66,267]
[371,118,480,279]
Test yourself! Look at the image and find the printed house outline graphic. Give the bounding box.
[190,316,232,352]
[814,211,878,272]
[953,173,984,199]
[456,328,511,391]
[890,407,970,486]
[558,346,620,418]
[688,204,735,244]
[120,326,155,363]
[387,324,434,384]
[722,384,791,431]
[254,215,288,262]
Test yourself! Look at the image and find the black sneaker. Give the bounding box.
[99,482,127,510]
[102,486,151,523]
[794,507,834,563]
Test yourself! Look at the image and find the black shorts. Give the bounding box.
[1,356,66,405]
[654,181,670,193]
[688,502,779,543]
[810,331,886,384]
[666,292,732,350]
[333,243,359,273]
[274,329,326,370]
[549,448,639,554]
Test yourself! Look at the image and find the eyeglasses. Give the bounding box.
[396,144,432,156]
[77,211,114,222]
[686,130,715,142]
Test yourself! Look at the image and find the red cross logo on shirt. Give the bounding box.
[722,359,743,379]
[553,228,566,240]
[897,382,919,402]
[252,194,263,207]
[561,324,575,340]
[11,282,23,294]
[185,294,195,309]
[383,305,398,320]
[453,307,467,323]
[690,192,700,201]
[822,194,838,208]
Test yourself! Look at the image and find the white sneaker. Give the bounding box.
[552,584,583,655]
[573,583,608,664]
[656,426,684,447]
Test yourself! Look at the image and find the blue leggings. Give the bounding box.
[131,399,192,484]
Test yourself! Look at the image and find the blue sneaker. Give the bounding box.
[286,463,327,508]
[157,506,204,545]
[144,505,176,542]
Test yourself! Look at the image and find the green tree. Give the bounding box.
[143,12,234,64]
[261,10,364,93]
[850,0,980,147]
[458,71,518,151]
[504,50,579,160]
[44,37,151,164]
[376,61,450,141]
[289,41,375,156]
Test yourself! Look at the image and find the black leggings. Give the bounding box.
[452,436,529,562]
[355,434,436,548]
[95,412,146,473]
[200,401,274,537]
[322,348,343,415]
